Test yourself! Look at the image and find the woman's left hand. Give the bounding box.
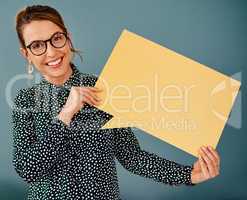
[191,146,220,184]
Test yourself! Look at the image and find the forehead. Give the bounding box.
[22,20,63,44]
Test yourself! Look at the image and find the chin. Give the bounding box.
[49,66,68,77]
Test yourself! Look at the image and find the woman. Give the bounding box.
[12,5,220,200]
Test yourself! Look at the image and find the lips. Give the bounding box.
[46,57,63,68]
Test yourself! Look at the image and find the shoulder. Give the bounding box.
[77,71,99,87]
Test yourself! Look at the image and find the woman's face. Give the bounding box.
[20,20,73,84]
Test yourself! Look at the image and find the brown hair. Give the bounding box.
[15,5,82,61]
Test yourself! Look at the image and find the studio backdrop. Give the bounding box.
[0,0,246,199]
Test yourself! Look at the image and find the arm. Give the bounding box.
[12,89,70,183]
[113,127,195,186]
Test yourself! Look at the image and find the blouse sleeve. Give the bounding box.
[11,89,70,183]
[113,127,195,186]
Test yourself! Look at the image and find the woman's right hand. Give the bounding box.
[57,86,102,125]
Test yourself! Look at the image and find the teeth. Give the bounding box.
[47,58,62,66]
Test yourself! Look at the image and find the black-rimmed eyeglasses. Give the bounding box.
[26,32,68,56]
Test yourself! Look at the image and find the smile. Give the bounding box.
[47,57,63,67]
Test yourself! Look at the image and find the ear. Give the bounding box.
[20,47,28,59]
[20,47,32,63]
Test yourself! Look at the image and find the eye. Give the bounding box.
[31,41,45,50]
[53,33,64,42]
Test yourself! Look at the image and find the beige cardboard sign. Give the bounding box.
[94,29,241,157]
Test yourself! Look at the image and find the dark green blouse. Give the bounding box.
[12,64,194,200]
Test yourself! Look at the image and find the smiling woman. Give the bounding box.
[17,19,72,85]
[12,4,220,200]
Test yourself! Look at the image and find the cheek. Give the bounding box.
[30,56,46,72]
[62,46,73,61]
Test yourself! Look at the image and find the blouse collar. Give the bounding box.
[39,63,81,91]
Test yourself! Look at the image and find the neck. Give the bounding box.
[44,65,73,86]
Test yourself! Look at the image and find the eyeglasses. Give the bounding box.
[26,32,68,56]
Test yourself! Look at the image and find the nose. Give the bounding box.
[46,42,57,57]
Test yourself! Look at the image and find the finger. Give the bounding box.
[84,93,100,106]
[208,146,220,166]
[80,88,101,102]
[84,87,103,92]
[200,147,217,178]
[82,95,94,106]
[203,146,218,167]
[83,92,101,106]
[83,88,101,99]
[198,154,210,179]
[87,91,102,103]
[207,147,220,175]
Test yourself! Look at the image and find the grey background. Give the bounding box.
[0,0,246,199]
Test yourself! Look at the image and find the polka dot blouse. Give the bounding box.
[12,64,195,200]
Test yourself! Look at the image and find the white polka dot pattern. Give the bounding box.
[12,64,195,200]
